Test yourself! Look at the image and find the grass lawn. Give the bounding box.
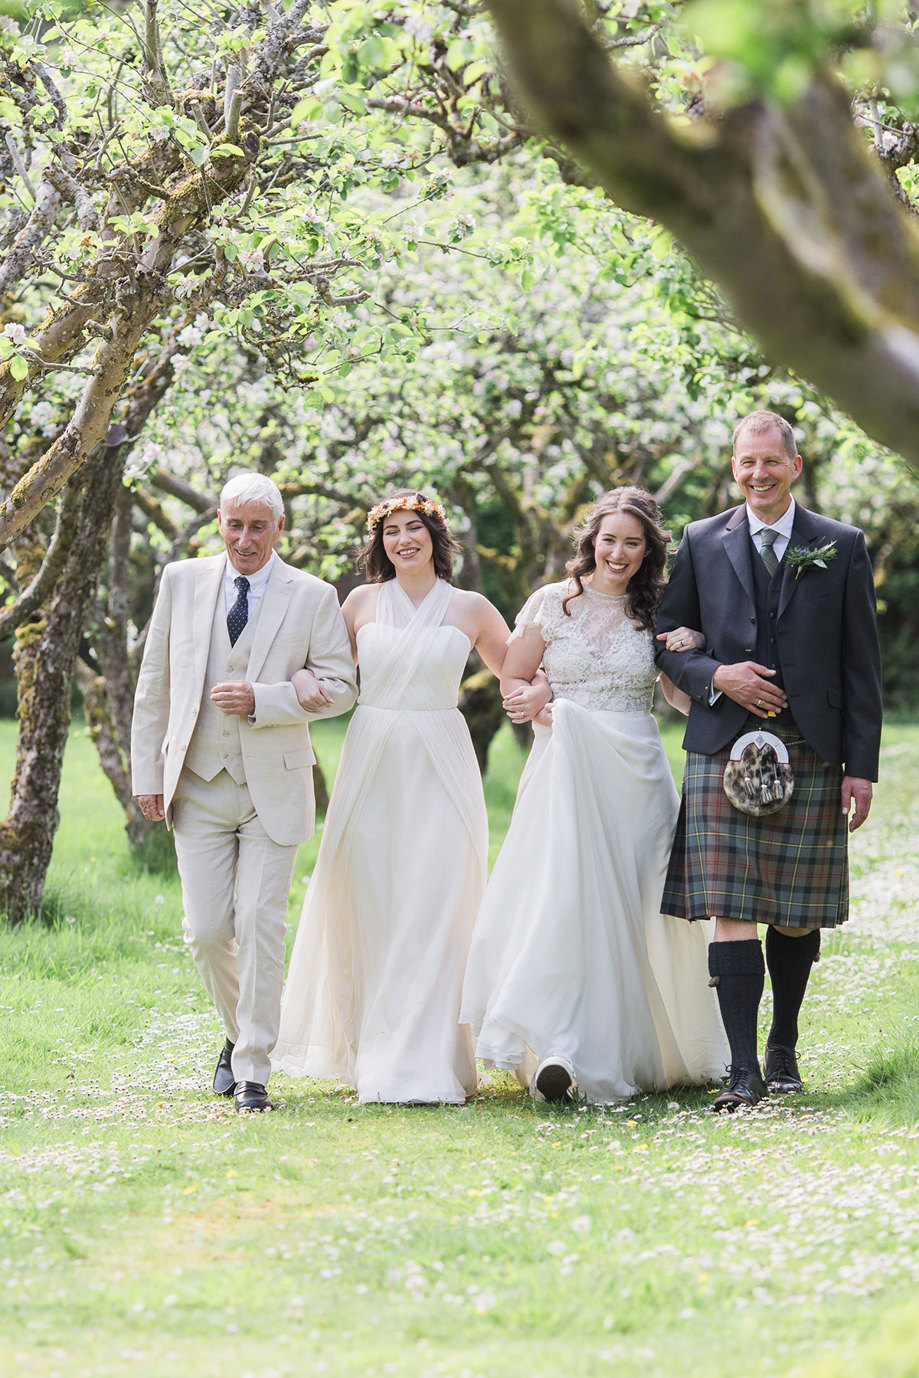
[2,716,919,1377]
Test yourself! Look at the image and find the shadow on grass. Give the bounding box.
[274,1069,724,1126]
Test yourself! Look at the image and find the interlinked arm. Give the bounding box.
[656,530,786,719]
[250,584,358,728]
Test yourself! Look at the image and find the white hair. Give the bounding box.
[219,473,284,523]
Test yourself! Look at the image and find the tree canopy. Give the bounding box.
[2,0,919,917]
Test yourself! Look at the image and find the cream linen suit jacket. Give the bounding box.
[131,553,357,845]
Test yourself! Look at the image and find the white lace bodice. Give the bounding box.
[513,580,657,713]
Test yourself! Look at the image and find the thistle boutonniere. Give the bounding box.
[785,540,838,580]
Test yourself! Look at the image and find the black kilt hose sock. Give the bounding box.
[765,925,821,1049]
[708,940,765,1071]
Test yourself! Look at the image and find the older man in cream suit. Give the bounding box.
[132,473,357,1112]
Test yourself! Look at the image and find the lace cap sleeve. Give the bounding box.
[508,583,562,643]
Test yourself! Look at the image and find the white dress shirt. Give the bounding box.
[223,550,276,616]
[746,498,796,564]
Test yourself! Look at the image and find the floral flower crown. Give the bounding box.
[366,494,447,534]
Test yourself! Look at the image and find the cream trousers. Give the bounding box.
[172,767,298,1086]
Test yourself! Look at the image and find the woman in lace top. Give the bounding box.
[461,488,728,1103]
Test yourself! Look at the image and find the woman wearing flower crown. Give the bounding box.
[461,488,728,1104]
[272,489,536,1103]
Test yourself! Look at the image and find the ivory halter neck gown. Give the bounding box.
[273,578,487,1103]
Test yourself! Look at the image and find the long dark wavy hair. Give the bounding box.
[357,489,462,583]
[562,487,670,632]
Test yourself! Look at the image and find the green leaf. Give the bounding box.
[290,97,321,126]
[463,60,491,86]
[339,90,366,114]
[687,0,761,60]
[651,231,673,260]
[445,37,475,68]
[357,35,385,68]
[10,356,29,381]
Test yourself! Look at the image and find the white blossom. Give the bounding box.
[450,212,476,241]
[239,380,272,407]
[149,124,171,143]
[177,324,203,349]
[135,441,167,473]
[240,248,265,274]
[404,15,432,42]
[3,322,26,345]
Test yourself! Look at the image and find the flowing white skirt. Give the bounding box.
[461,700,728,1102]
[273,702,487,1104]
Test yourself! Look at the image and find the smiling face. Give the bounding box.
[731,425,802,525]
[218,499,284,576]
[591,511,647,595]
[380,508,434,575]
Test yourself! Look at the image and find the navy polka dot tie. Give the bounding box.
[227,575,250,646]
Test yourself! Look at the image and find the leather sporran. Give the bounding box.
[722,729,794,816]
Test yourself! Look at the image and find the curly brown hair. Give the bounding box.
[562,487,670,632]
[356,489,461,583]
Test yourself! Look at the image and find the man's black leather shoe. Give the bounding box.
[213,1038,236,1097]
[712,1064,768,1113]
[764,1043,803,1094]
[234,1080,273,1113]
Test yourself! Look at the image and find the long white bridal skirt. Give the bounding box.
[461,701,728,1102]
[273,701,487,1104]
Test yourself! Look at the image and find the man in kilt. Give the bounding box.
[655,410,882,1111]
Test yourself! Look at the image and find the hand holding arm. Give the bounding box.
[656,626,706,653]
[503,669,552,724]
[499,624,548,721]
[250,586,358,727]
[291,668,333,711]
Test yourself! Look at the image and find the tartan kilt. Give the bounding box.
[662,722,849,928]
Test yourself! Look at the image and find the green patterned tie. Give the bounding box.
[759,528,779,575]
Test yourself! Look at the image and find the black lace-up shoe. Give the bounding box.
[712,1064,768,1113]
[764,1044,803,1094]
